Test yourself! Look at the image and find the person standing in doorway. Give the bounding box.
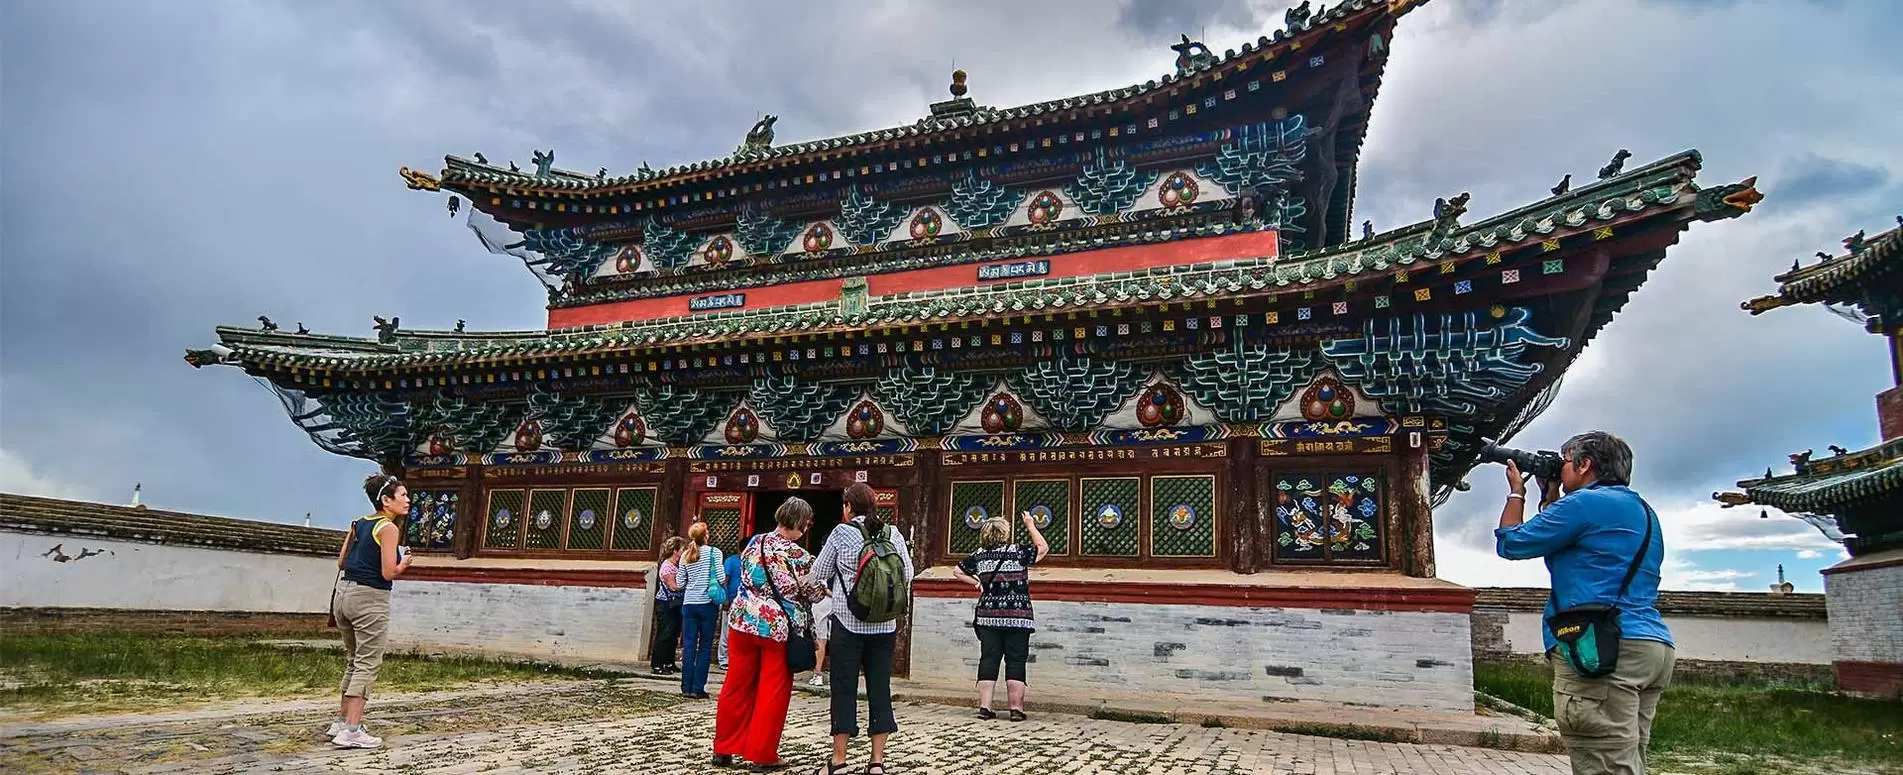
[651,537,686,676]
[677,522,728,699]
[951,510,1050,721]
[806,577,835,688]
[712,497,828,772]
[811,483,914,775]
[326,473,414,749]
[1494,431,1674,775]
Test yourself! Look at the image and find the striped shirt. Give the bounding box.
[812,517,914,636]
[674,546,726,606]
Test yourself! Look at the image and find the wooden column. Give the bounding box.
[454,464,481,560]
[1223,436,1260,574]
[1399,443,1437,578]
[657,458,689,544]
[909,449,944,568]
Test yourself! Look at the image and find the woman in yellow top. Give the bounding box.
[326,473,415,749]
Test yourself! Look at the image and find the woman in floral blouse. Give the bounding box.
[712,497,827,772]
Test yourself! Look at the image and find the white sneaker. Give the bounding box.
[808,675,825,687]
[331,727,383,749]
[324,720,347,738]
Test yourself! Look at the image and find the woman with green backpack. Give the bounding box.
[809,483,914,775]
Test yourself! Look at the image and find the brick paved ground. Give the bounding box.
[0,679,1574,775]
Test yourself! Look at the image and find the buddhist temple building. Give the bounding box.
[187,0,1760,711]
[1717,220,1903,699]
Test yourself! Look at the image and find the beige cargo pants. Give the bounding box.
[333,580,392,698]
[1549,639,1676,775]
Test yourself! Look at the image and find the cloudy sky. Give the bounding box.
[3,0,1897,592]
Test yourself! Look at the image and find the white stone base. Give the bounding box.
[388,580,650,664]
[908,596,1475,712]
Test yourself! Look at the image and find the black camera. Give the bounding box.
[1477,439,1564,481]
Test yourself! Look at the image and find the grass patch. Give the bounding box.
[1088,707,1173,724]
[1474,662,1903,765]
[0,632,624,718]
[1273,721,1406,743]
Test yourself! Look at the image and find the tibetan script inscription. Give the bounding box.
[690,455,912,473]
[1260,437,1394,456]
[689,293,746,312]
[483,463,666,479]
[944,443,1225,466]
[978,259,1051,281]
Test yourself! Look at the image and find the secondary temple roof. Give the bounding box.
[1743,219,1903,322]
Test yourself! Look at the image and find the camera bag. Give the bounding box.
[1545,499,1657,678]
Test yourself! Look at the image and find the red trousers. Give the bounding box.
[714,628,793,765]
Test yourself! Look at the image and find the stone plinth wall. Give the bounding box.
[908,572,1478,713]
[384,564,654,665]
[1,531,339,613]
[1824,550,1903,698]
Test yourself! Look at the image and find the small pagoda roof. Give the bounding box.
[1742,220,1902,316]
[420,0,1420,207]
[1716,438,1903,514]
[192,150,1756,375]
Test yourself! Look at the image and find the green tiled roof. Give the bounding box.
[195,150,1740,375]
[436,0,1408,197]
[1744,223,1901,314]
[1737,458,1903,513]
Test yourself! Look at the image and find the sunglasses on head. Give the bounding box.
[376,477,400,501]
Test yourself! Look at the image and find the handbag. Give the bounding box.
[759,537,818,673]
[1545,499,1657,678]
[327,518,361,629]
[706,548,730,606]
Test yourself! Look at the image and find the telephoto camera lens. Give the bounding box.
[1477,439,1564,481]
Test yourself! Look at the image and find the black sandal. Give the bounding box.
[976,707,997,720]
[865,764,887,775]
[1009,708,1027,722]
[810,763,845,775]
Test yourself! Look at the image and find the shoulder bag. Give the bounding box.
[758,536,819,673]
[705,548,730,606]
[328,519,360,629]
[1545,499,1657,678]
[967,551,1002,631]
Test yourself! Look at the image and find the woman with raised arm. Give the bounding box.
[951,510,1050,722]
[326,473,414,749]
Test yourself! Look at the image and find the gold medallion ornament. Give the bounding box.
[785,473,803,489]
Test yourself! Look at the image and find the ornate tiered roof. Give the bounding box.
[1743,220,1903,321]
[1719,439,1903,515]
[195,151,1756,375]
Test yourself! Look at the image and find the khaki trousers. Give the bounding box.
[334,580,391,698]
[1549,639,1676,775]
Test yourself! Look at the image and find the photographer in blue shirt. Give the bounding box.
[1493,431,1673,775]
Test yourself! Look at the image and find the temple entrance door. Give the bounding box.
[753,489,845,553]
[692,491,749,560]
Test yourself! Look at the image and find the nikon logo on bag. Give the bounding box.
[1555,624,1584,637]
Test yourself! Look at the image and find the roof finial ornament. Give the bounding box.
[639,161,654,176]
[1815,251,1830,261]
[473,152,488,165]
[597,167,608,180]
[447,195,461,218]
[1551,174,1571,196]
[1845,230,1867,255]
[1362,219,1374,240]
[1790,449,1813,471]
[1171,34,1217,75]
[949,68,969,98]
[1828,444,1850,456]
[1431,192,1471,236]
[296,322,310,335]
[1597,149,1631,180]
[508,160,520,173]
[454,319,466,333]
[398,167,441,191]
[531,149,555,178]
[1285,1,1312,32]
[739,115,778,154]
[372,315,400,344]
[257,315,278,332]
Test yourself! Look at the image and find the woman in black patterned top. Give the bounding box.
[951,510,1049,721]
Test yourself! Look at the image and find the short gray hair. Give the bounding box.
[979,517,1012,550]
[1561,431,1633,486]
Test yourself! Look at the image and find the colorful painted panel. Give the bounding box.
[524,489,569,550]
[1150,475,1217,558]
[610,487,658,552]
[874,489,899,528]
[404,490,458,551]
[1271,471,1385,564]
[947,480,1004,556]
[1011,479,1071,555]
[484,489,524,549]
[1080,477,1140,557]
[566,488,611,550]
